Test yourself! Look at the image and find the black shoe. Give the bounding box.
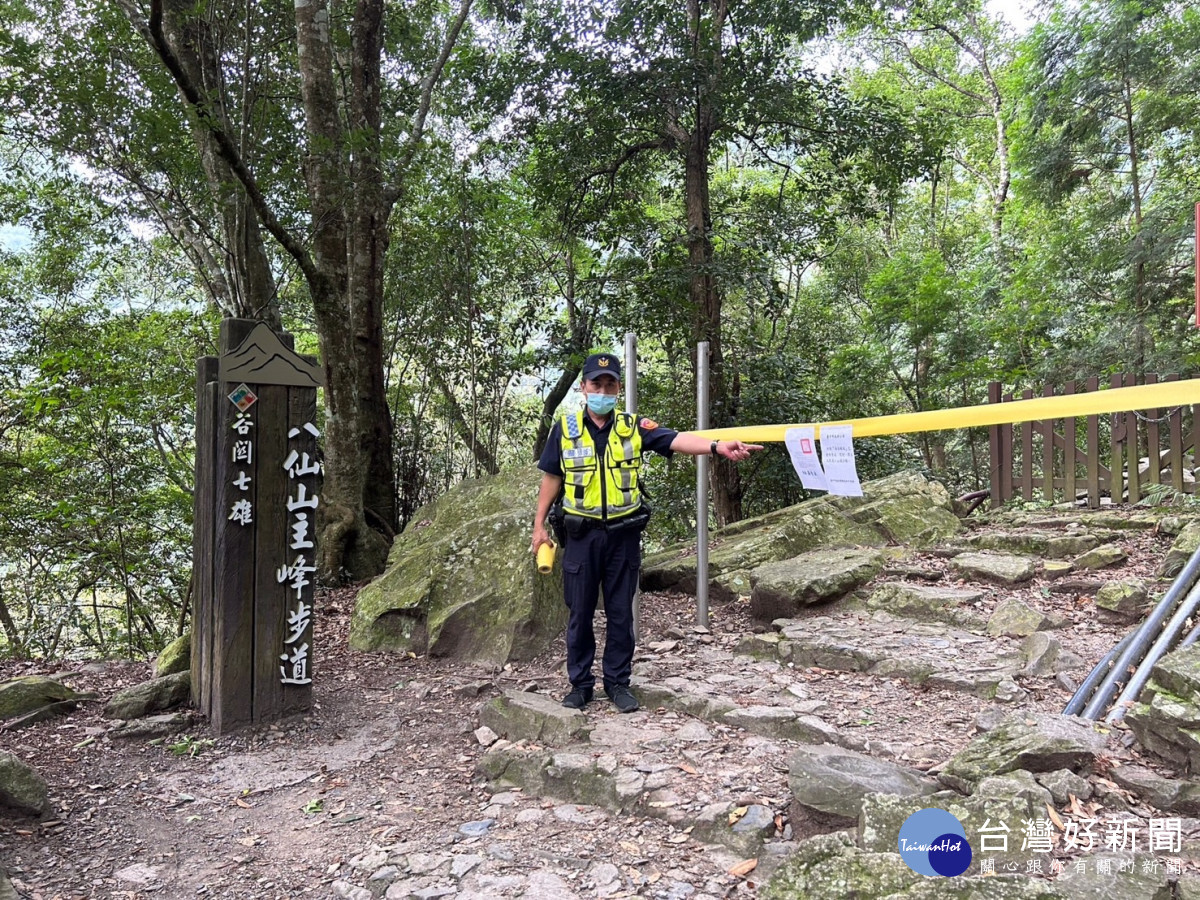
[606,684,639,713]
[561,686,593,709]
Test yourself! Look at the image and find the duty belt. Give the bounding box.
[564,508,651,536]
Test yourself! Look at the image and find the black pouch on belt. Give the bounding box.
[548,502,567,544]
[564,514,591,538]
[609,503,652,534]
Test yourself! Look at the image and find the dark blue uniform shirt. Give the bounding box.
[538,411,679,476]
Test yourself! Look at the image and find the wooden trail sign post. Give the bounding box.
[193,318,324,733]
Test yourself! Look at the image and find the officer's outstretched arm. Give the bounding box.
[671,433,764,462]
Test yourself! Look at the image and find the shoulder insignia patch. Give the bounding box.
[640,418,659,430]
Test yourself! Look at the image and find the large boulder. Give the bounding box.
[826,471,962,547]
[866,583,987,629]
[750,549,887,620]
[1158,521,1200,578]
[0,751,48,817]
[642,471,959,599]
[949,552,1037,585]
[0,676,81,724]
[350,467,566,665]
[103,672,191,720]
[153,632,191,678]
[787,743,937,821]
[1126,644,1200,770]
[858,781,1052,872]
[759,830,1063,899]
[938,712,1107,793]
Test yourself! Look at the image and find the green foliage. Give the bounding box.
[0,189,211,657]
[167,735,214,757]
[2,0,1200,644]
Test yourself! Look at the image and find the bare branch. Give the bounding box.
[115,0,319,284]
[385,0,474,208]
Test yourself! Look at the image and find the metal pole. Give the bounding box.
[1080,542,1200,719]
[696,341,710,628]
[625,332,638,420]
[625,333,640,642]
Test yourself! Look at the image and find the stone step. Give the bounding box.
[473,677,954,864]
[732,610,1081,699]
[477,741,779,859]
[476,687,796,859]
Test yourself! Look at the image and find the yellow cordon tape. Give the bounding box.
[691,378,1200,443]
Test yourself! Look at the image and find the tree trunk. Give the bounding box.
[431,368,499,475]
[680,0,740,525]
[0,588,24,657]
[348,0,398,537]
[683,123,743,525]
[295,0,391,579]
[1123,74,1147,320]
[534,253,593,458]
[161,0,281,326]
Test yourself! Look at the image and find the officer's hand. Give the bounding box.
[531,525,551,555]
[717,440,765,462]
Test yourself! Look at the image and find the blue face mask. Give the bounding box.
[585,393,618,415]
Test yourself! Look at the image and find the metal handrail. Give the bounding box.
[1080,542,1200,720]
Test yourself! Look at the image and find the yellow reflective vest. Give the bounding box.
[559,410,643,520]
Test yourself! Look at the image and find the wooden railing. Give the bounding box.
[988,374,1196,508]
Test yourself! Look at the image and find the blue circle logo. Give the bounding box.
[897,808,972,877]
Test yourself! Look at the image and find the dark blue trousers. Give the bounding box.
[562,525,641,692]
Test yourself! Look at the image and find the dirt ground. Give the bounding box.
[0,511,1191,899]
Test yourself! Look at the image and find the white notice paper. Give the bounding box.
[819,425,864,497]
[785,427,828,492]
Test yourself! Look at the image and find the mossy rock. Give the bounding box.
[103,672,191,720]
[1159,521,1200,578]
[643,470,957,595]
[963,532,1053,556]
[351,467,566,665]
[0,751,48,817]
[153,633,191,678]
[939,713,1107,793]
[0,676,80,722]
[759,830,1063,899]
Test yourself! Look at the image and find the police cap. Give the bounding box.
[581,352,622,382]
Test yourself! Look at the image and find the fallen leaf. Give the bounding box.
[728,859,758,877]
[1045,804,1065,831]
[678,763,698,775]
[235,798,252,809]
[728,806,748,826]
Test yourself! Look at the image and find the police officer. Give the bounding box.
[531,352,763,712]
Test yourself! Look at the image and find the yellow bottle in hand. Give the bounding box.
[536,540,557,575]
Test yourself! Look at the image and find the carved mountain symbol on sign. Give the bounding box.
[219,323,324,388]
